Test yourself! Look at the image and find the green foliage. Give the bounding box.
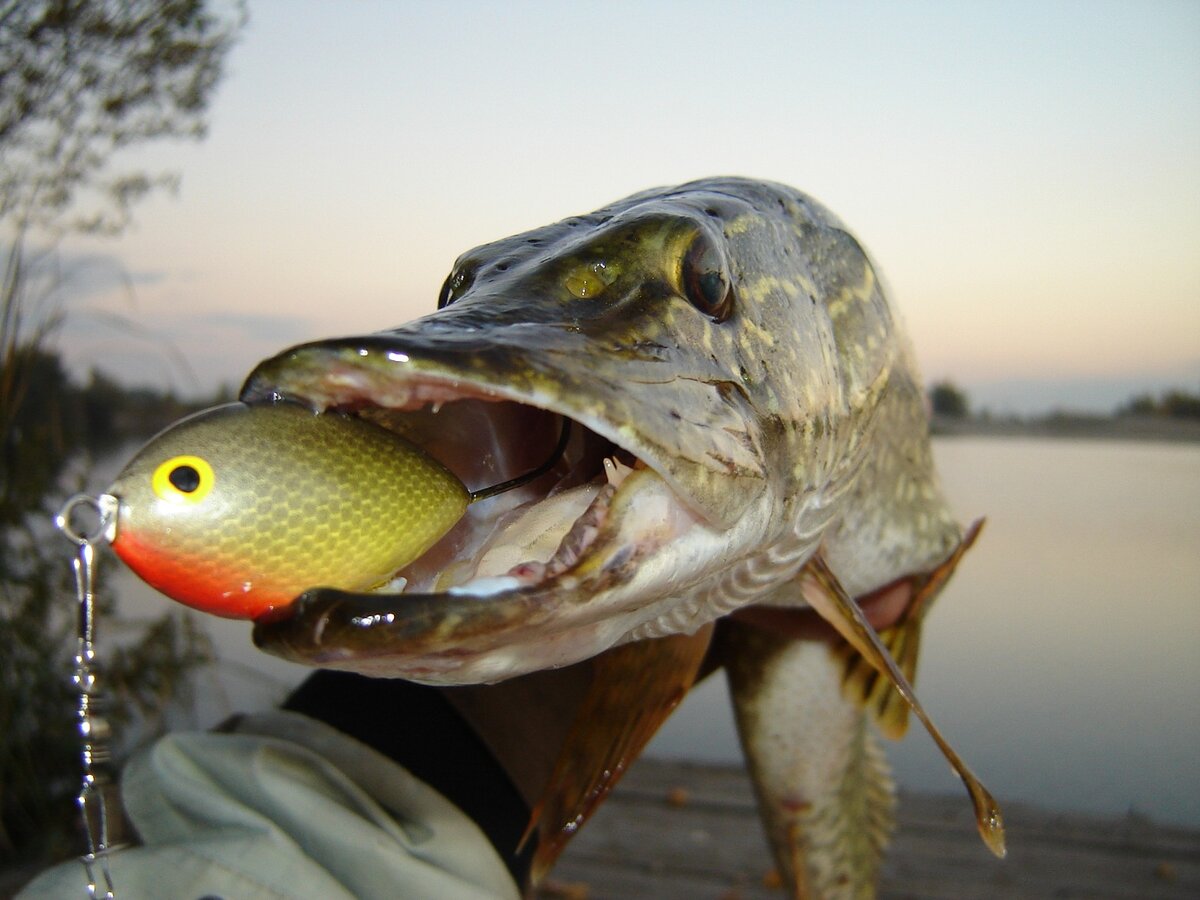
[929,380,970,418]
[0,521,81,863]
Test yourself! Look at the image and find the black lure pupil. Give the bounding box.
[169,464,202,493]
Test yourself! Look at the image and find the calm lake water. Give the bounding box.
[651,436,1200,827]
[97,437,1200,826]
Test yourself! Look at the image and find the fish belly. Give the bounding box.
[724,619,894,899]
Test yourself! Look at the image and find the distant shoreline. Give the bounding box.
[930,413,1200,443]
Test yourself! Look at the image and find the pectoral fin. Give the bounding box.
[801,531,1005,859]
[524,625,714,883]
[838,518,985,739]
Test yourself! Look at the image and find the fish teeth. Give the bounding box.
[604,456,633,486]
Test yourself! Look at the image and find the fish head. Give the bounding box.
[145,179,885,683]
[254,189,792,521]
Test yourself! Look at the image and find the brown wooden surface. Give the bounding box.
[536,757,1199,899]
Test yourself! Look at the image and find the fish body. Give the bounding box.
[106,178,996,894]
[723,621,895,898]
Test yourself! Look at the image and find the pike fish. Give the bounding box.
[105,178,1002,896]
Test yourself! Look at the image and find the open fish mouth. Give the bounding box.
[238,185,797,681]
[241,339,725,682]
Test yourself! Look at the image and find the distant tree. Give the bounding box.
[1161,389,1200,420]
[929,380,969,418]
[1115,388,1200,420]
[1,0,245,236]
[80,365,204,445]
[0,1,241,872]
[1,0,245,442]
[78,366,127,446]
[1116,393,1157,417]
[0,346,75,518]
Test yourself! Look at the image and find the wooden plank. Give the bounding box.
[537,758,1200,899]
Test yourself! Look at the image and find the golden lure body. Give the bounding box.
[105,401,467,619]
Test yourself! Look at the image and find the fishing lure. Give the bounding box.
[102,401,571,620]
[102,402,471,619]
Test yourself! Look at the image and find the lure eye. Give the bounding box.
[152,455,215,504]
[170,465,201,492]
[681,232,734,322]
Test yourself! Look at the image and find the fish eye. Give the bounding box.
[681,232,734,322]
[437,262,476,308]
[152,455,215,504]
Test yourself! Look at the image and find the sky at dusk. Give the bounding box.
[53,0,1200,415]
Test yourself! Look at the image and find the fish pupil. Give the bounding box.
[169,464,202,493]
[682,232,734,322]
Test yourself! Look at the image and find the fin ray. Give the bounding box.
[837,518,984,739]
[525,626,713,883]
[801,524,1005,859]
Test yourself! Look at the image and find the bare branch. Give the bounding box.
[0,0,246,238]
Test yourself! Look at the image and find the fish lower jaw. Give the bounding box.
[314,614,641,684]
[439,484,784,680]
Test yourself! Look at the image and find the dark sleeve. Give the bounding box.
[283,670,535,887]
